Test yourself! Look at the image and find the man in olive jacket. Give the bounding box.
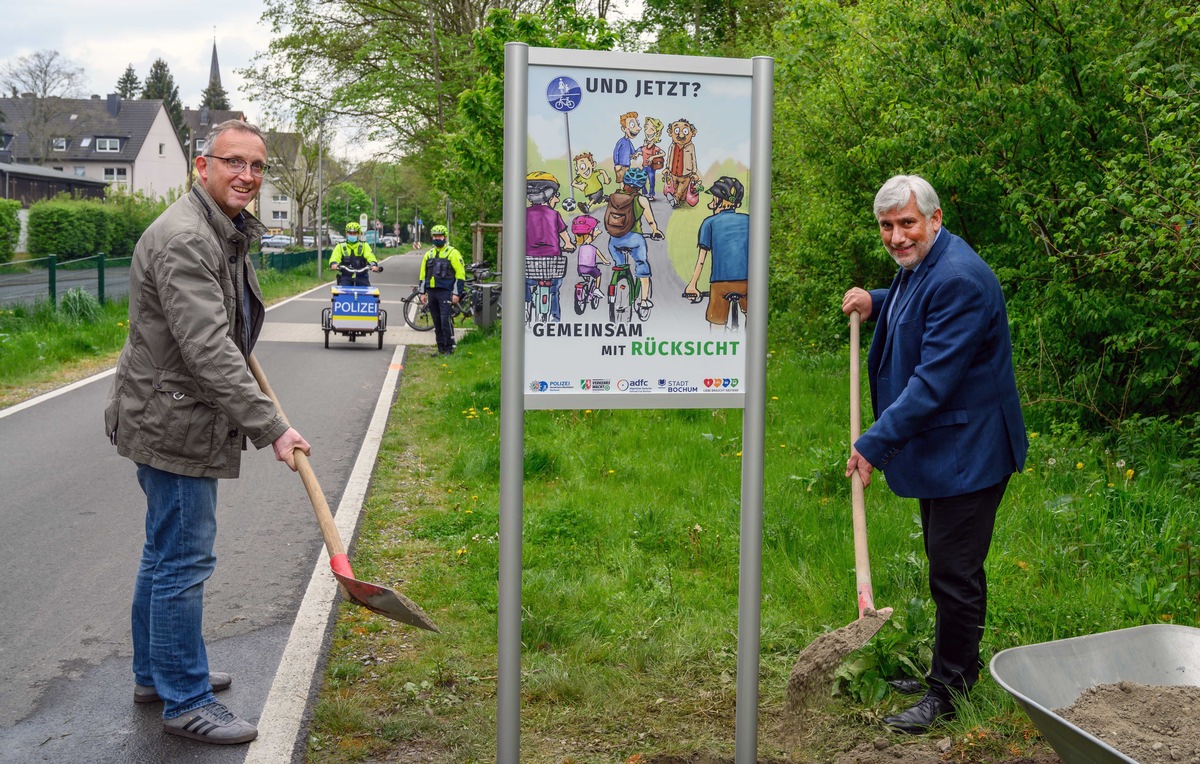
[104,120,309,745]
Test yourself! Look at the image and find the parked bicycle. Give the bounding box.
[402,263,500,331]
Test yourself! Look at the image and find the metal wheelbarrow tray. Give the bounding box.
[990,624,1200,764]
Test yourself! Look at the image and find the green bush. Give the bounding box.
[27,199,95,260]
[25,192,168,262]
[770,0,1200,427]
[0,199,20,264]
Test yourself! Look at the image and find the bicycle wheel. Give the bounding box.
[573,282,587,315]
[403,296,435,331]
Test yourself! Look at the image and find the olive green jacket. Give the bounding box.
[104,183,288,478]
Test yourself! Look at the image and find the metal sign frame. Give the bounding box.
[499,43,773,763]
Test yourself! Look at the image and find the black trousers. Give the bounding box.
[918,475,1010,701]
[428,287,456,353]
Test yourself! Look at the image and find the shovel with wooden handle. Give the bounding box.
[786,310,891,710]
[249,354,439,632]
[849,310,891,622]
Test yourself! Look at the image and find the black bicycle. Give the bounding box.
[402,263,500,331]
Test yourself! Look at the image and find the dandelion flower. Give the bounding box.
[608,469,615,474]
[1026,467,1034,473]
[1116,459,1126,468]
[1075,462,1083,470]
[1125,469,1134,479]
[1048,458,1056,466]
[771,396,779,401]
[1030,432,1039,439]
[1016,560,1028,569]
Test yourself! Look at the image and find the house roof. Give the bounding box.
[182,108,246,142]
[0,95,168,163]
[263,130,302,166]
[0,161,108,186]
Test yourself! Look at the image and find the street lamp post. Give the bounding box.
[316,116,324,273]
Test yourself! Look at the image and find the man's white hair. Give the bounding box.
[874,175,940,219]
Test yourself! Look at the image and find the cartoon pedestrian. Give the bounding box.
[612,111,640,185]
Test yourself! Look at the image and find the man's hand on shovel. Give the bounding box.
[272,428,311,471]
[845,445,875,488]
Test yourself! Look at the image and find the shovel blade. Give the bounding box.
[332,569,440,632]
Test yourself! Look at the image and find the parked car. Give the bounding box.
[261,234,294,248]
[380,234,399,248]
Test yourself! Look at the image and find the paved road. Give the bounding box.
[0,265,132,306]
[0,251,442,763]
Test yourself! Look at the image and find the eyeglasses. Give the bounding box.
[204,155,270,176]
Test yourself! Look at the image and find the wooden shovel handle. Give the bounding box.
[849,312,876,615]
[248,354,347,559]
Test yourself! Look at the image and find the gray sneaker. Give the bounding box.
[163,701,258,745]
[134,671,232,704]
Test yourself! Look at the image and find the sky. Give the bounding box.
[1,0,647,162]
[1,1,270,115]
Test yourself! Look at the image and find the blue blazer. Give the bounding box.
[857,230,1028,499]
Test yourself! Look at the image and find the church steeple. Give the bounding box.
[208,36,222,91]
[200,34,231,111]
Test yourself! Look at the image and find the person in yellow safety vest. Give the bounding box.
[328,221,380,286]
[418,224,466,355]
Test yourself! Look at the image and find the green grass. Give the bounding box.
[305,329,1200,763]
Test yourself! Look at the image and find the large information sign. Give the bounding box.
[522,49,757,409]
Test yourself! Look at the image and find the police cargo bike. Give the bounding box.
[321,264,388,349]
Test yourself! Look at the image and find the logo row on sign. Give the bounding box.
[530,378,741,393]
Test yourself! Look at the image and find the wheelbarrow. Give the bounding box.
[990,624,1200,764]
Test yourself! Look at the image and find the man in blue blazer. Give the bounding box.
[842,175,1028,733]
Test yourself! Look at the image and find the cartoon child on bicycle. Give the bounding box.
[684,176,749,329]
[571,215,610,303]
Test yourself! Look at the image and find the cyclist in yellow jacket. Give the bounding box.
[418,224,466,354]
[328,222,380,286]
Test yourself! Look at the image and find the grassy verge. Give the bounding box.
[0,263,333,409]
[307,328,1199,763]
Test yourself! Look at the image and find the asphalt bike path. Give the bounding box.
[0,250,436,763]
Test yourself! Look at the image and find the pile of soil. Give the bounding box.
[786,610,891,712]
[1057,681,1200,764]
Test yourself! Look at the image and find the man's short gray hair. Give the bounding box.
[874,175,940,219]
[205,119,266,152]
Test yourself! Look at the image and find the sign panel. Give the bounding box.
[523,50,756,409]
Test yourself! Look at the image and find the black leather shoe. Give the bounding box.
[887,677,924,695]
[883,693,954,734]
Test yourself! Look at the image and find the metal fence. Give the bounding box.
[0,249,323,308]
[0,254,133,308]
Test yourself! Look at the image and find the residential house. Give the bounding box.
[0,93,187,199]
[259,130,312,236]
[181,106,246,168]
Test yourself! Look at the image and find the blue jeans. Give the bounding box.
[133,463,219,719]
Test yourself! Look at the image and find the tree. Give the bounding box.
[262,125,349,239]
[323,182,373,234]
[201,80,230,110]
[115,64,140,99]
[769,0,1200,426]
[0,50,87,165]
[142,58,187,148]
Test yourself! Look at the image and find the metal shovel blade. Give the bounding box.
[331,565,440,632]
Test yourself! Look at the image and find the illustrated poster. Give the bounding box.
[522,52,756,408]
